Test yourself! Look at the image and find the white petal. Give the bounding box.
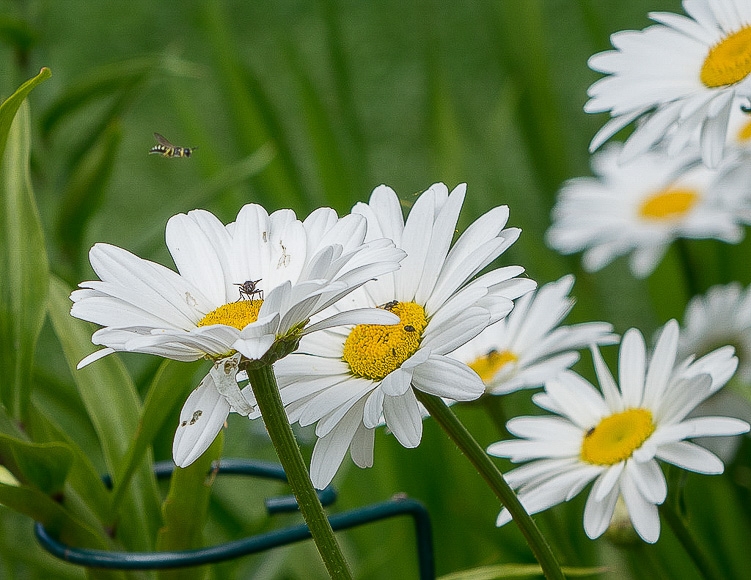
[411,355,485,400]
[173,375,231,467]
[383,388,423,448]
[583,476,619,540]
[77,347,115,369]
[302,308,399,335]
[621,471,660,543]
[309,400,366,488]
[654,441,725,474]
[619,328,646,408]
[350,423,375,468]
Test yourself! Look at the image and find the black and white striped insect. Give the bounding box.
[149,133,197,158]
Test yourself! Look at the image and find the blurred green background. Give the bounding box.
[3,0,751,578]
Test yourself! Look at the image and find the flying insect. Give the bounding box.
[149,133,197,158]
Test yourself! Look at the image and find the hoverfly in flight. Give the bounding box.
[149,133,197,158]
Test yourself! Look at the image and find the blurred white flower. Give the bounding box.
[489,320,748,543]
[274,183,536,488]
[586,0,751,167]
[546,143,748,277]
[678,283,751,460]
[680,282,751,382]
[451,275,618,395]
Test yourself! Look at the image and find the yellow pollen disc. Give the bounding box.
[197,300,263,331]
[580,408,655,466]
[638,188,698,221]
[469,350,518,383]
[342,301,428,381]
[738,119,751,142]
[701,26,751,88]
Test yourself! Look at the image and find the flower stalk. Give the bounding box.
[244,362,352,579]
[415,391,565,580]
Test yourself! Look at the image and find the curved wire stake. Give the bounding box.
[34,459,434,579]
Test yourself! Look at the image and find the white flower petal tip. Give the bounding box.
[172,372,231,468]
[487,318,745,541]
[76,347,115,369]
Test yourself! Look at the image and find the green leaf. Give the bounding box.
[155,431,223,580]
[27,406,113,523]
[202,1,309,212]
[0,70,51,421]
[0,482,110,550]
[40,58,154,137]
[0,67,50,160]
[0,15,37,53]
[438,563,608,580]
[0,434,73,495]
[285,42,353,212]
[112,359,204,512]
[55,121,122,267]
[47,275,162,550]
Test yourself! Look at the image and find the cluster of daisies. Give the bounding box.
[72,183,749,547]
[549,0,751,278]
[68,0,751,553]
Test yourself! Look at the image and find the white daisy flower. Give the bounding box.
[274,183,537,488]
[488,320,749,544]
[450,275,618,395]
[678,283,751,460]
[586,0,751,167]
[546,143,746,278]
[680,282,751,382]
[71,204,405,466]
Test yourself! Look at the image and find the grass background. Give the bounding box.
[2,0,751,578]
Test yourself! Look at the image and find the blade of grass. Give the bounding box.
[202,0,310,212]
[47,275,162,551]
[0,74,51,421]
[284,39,354,211]
[155,431,223,580]
[111,359,205,512]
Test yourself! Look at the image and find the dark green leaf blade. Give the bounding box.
[0,95,50,420]
[47,275,162,550]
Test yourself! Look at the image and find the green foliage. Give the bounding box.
[155,432,223,580]
[0,434,73,495]
[0,70,51,420]
[438,563,608,580]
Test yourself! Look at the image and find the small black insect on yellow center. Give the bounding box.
[236,279,263,301]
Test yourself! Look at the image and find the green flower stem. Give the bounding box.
[661,501,724,580]
[415,391,565,580]
[244,362,352,580]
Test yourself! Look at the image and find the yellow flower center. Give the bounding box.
[701,26,751,88]
[737,118,751,142]
[468,350,518,383]
[580,408,655,466]
[197,300,263,330]
[342,301,428,381]
[638,188,698,221]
